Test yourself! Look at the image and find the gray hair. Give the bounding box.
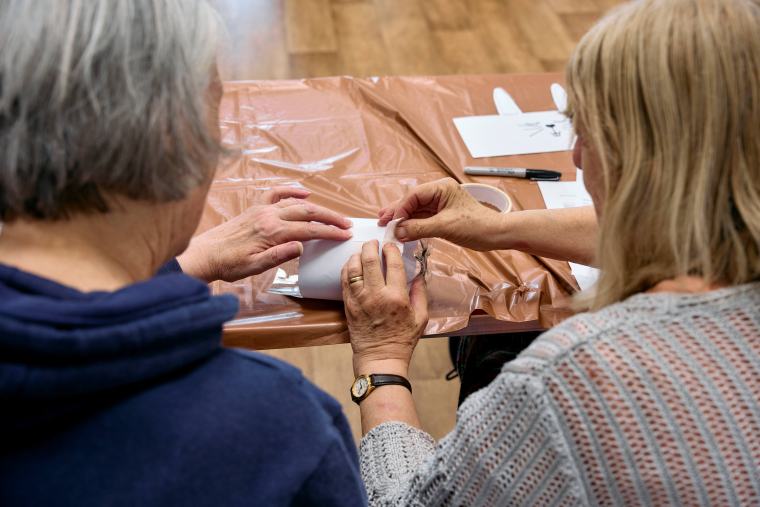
[0,0,222,220]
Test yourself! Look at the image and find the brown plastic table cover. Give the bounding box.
[200,73,580,350]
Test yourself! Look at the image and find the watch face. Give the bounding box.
[353,377,369,397]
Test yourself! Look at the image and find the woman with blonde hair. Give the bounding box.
[340,0,760,504]
[0,1,365,505]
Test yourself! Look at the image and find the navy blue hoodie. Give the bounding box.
[0,263,366,506]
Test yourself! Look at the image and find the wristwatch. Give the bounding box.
[350,374,412,404]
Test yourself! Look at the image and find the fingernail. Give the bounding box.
[291,242,303,256]
[395,226,407,239]
[346,230,354,238]
[346,219,353,227]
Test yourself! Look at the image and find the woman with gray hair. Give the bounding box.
[0,1,365,505]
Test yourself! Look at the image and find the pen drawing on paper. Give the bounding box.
[518,117,572,139]
[454,111,575,158]
[453,83,576,158]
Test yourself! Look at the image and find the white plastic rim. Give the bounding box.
[461,183,513,214]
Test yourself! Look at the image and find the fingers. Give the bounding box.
[394,217,440,242]
[377,202,398,225]
[345,251,363,279]
[341,263,349,296]
[409,276,429,328]
[278,201,352,229]
[274,200,353,242]
[248,241,303,276]
[392,178,455,220]
[287,221,353,242]
[379,208,436,228]
[382,242,407,288]
[360,240,384,288]
[344,252,364,294]
[263,186,311,204]
[377,178,458,226]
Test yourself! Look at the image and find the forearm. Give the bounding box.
[354,358,421,436]
[490,206,598,266]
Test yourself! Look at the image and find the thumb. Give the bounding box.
[394,216,442,242]
[247,241,303,276]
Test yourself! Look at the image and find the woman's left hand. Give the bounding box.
[178,187,353,283]
[341,240,429,376]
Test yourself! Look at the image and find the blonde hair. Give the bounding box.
[565,0,760,311]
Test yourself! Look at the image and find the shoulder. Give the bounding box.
[505,283,760,378]
[119,347,351,460]
[225,348,345,419]
[185,347,346,427]
[118,348,359,500]
[503,291,685,377]
[503,302,631,377]
[1,348,362,506]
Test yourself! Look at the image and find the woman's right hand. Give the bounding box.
[178,186,353,283]
[377,178,506,251]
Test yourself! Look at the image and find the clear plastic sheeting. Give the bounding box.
[199,74,579,350]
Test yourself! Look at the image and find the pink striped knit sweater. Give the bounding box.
[359,283,760,506]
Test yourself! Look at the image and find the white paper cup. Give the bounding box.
[461,183,512,214]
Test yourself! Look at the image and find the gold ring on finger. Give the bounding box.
[349,275,364,284]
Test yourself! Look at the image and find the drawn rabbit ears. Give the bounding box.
[493,84,567,116]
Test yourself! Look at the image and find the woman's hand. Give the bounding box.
[341,240,428,376]
[377,177,506,251]
[178,187,353,283]
[379,178,600,265]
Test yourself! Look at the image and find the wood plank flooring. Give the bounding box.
[263,337,459,444]
[212,0,625,444]
[214,0,624,80]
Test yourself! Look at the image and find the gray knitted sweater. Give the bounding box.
[359,284,760,506]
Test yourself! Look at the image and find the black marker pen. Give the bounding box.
[464,167,562,181]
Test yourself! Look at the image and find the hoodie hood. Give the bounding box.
[0,264,239,429]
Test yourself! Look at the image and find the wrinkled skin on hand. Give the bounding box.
[341,240,428,369]
[179,186,353,283]
[377,177,506,251]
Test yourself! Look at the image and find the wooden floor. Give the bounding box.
[212,0,625,444]
[214,0,622,81]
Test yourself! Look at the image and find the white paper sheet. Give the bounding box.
[538,172,601,291]
[569,169,598,290]
[551,83,568,112]
[493,87,523,115]
[537,181,582,209]
[297,218,418,301]
[453,110,574,158]
[575,169,594,207]
[568,262,599,292]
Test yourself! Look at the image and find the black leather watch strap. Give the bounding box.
[370,374,412,394]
